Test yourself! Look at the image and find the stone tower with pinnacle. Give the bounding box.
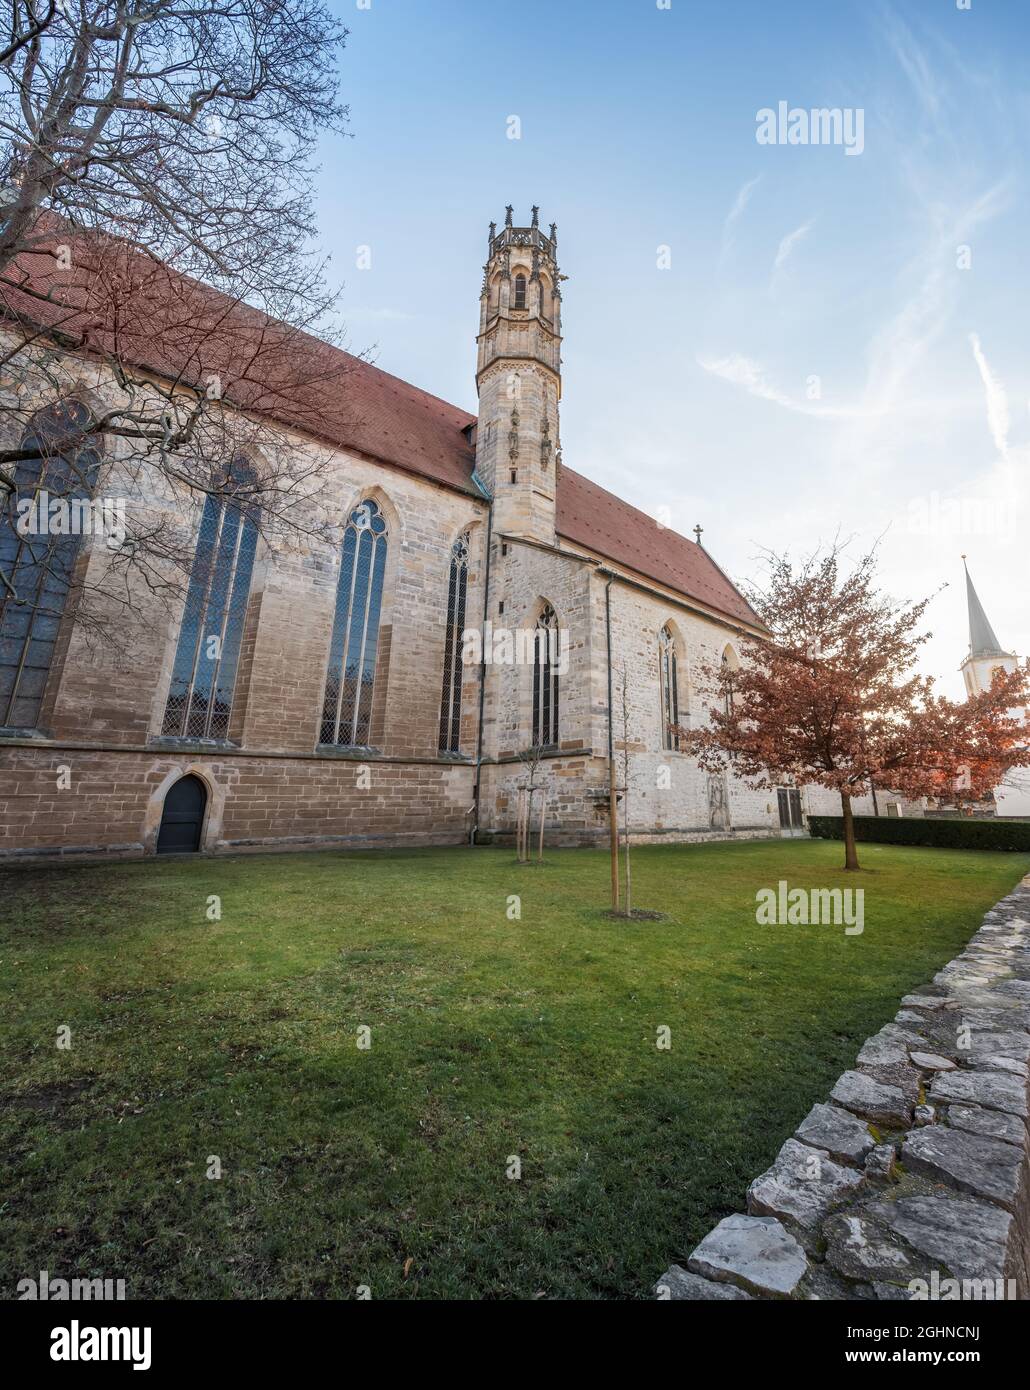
[474,206,562,542]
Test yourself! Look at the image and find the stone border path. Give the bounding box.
[656,876,1030,1300]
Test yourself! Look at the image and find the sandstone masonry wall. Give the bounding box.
[1,331,875,860]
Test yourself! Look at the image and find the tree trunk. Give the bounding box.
[840,790,860,871]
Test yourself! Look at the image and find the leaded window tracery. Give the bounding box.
[0,399,101,730]
[162,465,259,740]
[438,532,469,753]
[722,645,740,716]
[660,624,681,751]
[532,602,559,748]
[320,499,388,747]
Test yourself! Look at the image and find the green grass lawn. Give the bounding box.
[2,839,1027,1300]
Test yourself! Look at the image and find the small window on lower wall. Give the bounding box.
[777,787,803,830]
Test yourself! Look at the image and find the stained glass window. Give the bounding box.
[320,499,388,747]
[438,533,470,753]
[513,274,527,310]
[0,399,101,730]
[162,466,259,740]
[532,603,559,748]
[660,625,680,750]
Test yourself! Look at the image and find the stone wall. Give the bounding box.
[0,334,494,858]
[657,876,1030,1301]
[1,330,875,860]
[477,541,876,848]
[0,744,476,859]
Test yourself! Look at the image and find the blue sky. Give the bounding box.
[314,0,1029,698]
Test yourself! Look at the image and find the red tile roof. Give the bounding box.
[2,227,759,627]
[556,467,762,628]
[1,229,479,495]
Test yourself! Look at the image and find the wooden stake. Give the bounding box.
[608,757,620,909]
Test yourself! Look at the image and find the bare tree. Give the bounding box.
[0,1,354,650]
[516,742,546,864]
[1,1,346,294]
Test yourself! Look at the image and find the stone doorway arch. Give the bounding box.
[156,774,208,853]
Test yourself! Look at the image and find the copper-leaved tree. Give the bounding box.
[680,544,1029,871]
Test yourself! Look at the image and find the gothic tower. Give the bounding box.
[474,206,562,542]
[959,557,1017,697]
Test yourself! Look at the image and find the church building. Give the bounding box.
[960,560,1029,818]
[0,210,864,860]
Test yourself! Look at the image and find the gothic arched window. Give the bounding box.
[532,602,559,748]
[320,499,388,747]
[722,645,740,717]
[659,625,681,751]
[438,532,470,753]
[162,463,260,740]
[513,273,527,310]
[0,399,101,730]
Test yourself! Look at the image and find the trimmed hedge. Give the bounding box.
[808,815,1030,853]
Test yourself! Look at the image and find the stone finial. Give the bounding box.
[489,221,496,243]
[549,222,557,244]
[531,205,539,227]
[504,205,513,227]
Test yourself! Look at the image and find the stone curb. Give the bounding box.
[655,876,1030,1301]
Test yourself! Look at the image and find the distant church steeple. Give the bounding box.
[959,558,1017,697]
[474,207,562,543]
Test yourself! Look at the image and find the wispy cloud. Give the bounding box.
[719,175,762,266]
[845,180,1010,440]
[968,332,1010,460]
[878,4,943,121]
[772,220,813,275]
[697,352,855,419]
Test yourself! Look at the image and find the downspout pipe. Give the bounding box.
[603,570,619,908]
[471,498,494,844]
[605,574,615,766]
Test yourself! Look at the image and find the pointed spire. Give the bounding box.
[963,557,1007,658]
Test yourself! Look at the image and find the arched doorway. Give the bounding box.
[156,775,207,853]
